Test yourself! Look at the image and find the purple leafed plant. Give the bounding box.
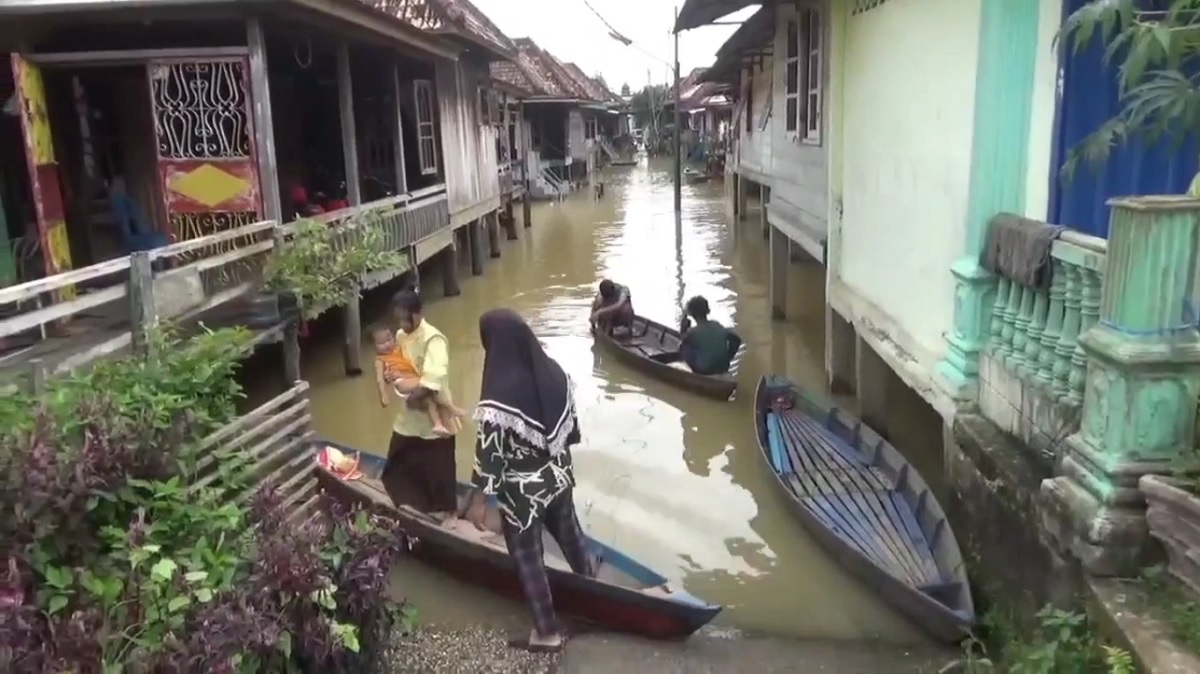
[0,339,412,673]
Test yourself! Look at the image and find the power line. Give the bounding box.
[579,0,673,68]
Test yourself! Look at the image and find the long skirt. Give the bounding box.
[380,432,458,514]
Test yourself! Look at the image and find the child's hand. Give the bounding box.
[380,396,389,408]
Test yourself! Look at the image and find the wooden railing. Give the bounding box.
[0,189,454,383]
[978,229,1107,461]
[193,381,320,524]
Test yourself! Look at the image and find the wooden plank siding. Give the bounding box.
[568,109,588,162]
[766,1,829,261]
[435,56,501,228]
[736,55,774,185]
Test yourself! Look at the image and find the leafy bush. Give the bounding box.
[0,329,411,672]
[265,214,405,320]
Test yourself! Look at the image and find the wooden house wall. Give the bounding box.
[738,56,773,183]
[435,58,500,224]
[568,109,587,161]
[767,2,828,259]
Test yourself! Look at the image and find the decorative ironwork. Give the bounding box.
[852,0,890,15]
[149,60,251,159]
[147,58,263,245]
[169,211,266,292]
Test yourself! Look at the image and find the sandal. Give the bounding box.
[506,634,565,654]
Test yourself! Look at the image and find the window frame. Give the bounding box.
[784,18,800,134]
[414,79,439,176]
[800,7,823,144]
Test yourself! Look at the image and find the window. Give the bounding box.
[784,9,823,143]
[414,79,438,175]
[585,116,597,140]
[801,8,823,143]
[784,19,799,133]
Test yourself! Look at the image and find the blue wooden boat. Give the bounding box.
[753,375,975,642]
[312,441,722,639]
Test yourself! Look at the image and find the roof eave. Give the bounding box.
[674,0,760,33]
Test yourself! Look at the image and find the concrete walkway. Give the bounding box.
[386,627,956,673]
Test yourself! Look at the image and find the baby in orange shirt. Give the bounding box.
[373,327,465,436]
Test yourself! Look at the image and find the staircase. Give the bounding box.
[597,136,618,161]
[534,167,568,200]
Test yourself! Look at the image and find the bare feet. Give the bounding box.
[432,422,453,437]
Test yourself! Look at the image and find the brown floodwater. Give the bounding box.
[288,159,945,644]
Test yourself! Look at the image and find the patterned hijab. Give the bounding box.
[474,309,577,456]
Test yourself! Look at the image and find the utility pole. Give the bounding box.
[673,6,682,213]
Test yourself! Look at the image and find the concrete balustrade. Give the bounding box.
[979,231,1107,462]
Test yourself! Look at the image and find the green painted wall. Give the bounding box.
[936,0,1043,397]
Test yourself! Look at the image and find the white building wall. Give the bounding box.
[832,0,982,414]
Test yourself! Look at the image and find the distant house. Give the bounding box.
[490,38,618,199]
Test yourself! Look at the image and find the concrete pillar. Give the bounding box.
[522,196,532,228]
[1043,196,1200,576]
[487,212,501,258]
[441,242,461,297]
[768,224,788,320]
[760,184,770,240]
[729,173,739,221]
[825,306,855,395]
[503,201,518,240]
[855,336,890,438]
[467,220,484,276]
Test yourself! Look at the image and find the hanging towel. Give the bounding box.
[980,213,1066,290]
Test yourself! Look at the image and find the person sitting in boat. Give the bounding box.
[372,325,466,437]
[590,279,634,333]
[678,295,743,375]
[461,308,595,654]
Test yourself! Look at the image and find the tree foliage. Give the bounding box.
[1060,0,1200,192]
[630,84,668,129]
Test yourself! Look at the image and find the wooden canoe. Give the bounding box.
[312,442,722,640]
[752,375,975,642]
[592,315,744,401]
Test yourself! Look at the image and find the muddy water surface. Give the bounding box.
[292,160,944,643]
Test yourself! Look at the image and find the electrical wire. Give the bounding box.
[579,0,674,69]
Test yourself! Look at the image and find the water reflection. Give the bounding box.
[301,159,932,644]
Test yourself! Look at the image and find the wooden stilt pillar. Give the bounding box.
[341,292,363,376]
[737,176,748,221]
[488,212,501,258]
[468,220,484,276]
[504,201,518,240]
[283,318,301,384]
[334,40,362,377]
[769,223,788,320]
[441,243,461,297]
[522,197,532,228]
[759,185,770,240]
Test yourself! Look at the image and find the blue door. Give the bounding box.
[1049,0,1197,238]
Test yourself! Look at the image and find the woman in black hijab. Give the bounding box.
[462,308,593,653]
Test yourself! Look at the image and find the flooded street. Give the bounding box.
[295,160,941,644]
